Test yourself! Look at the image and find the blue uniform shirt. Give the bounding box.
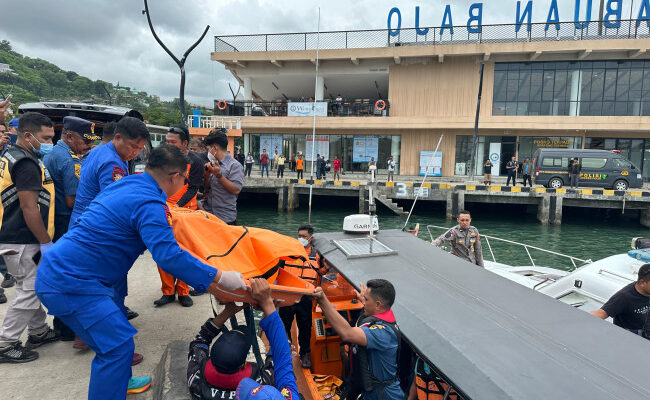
[36,172,217,296]
[43,140,82,216]
[361,321,404,400]
[70,141,127,226]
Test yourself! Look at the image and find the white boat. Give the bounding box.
[426,225,646,314]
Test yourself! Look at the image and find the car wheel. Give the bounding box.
[548,177,563,189]
[613,179,628,191]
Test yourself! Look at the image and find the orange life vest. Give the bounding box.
[414,358,460,400]
[167,163,197,210]
[282,246,319,284]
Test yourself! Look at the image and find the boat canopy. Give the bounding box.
[313,229,650,400]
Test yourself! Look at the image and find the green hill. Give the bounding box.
[0,40,212,126]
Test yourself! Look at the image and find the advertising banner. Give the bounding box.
[489,143,501,176]
[260,134,283,155]
[305,135,329,161]
[353,136,379,162]
[419,151,443,176]
[287,102,328,117]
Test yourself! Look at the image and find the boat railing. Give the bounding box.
[425,224,590,271]
[598,269,635,282]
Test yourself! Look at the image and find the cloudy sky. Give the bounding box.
[1,0,635,106]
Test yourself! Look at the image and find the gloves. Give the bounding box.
[40,241,54,255]
[218,270,248,291]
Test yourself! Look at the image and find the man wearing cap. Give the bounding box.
[203,129,244,225]
[44,116,96,241]
[153,125,204,308]
[7,118,19,135]
[35,145,248,399]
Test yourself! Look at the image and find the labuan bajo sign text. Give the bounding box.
[387,0,650,36]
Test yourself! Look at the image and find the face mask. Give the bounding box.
[29,139,53,158]
[208,151,218,164]
[298,237,309,247]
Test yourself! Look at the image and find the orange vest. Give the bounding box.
[414,358,459,400]
[167,163,197,210]
[283,246,319,284]
[296,159,304,170]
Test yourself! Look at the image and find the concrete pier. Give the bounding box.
[243,177,650,228]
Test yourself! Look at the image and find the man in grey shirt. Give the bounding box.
[203,130,244,225]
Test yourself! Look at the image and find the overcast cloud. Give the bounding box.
[0,0,631,106]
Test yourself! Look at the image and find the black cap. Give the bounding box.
[63,116,100,141]
[209,328,251,373]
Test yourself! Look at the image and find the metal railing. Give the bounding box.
[426,224,589,270]
[215,19,650,52]
[214,99,389,117]
[186,115,241,130]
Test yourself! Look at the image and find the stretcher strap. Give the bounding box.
[245,306,264,380]
[206,226,249,260]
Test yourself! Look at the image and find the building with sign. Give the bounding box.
[211,11,650,179]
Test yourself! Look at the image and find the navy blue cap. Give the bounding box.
[210,328,251,374]
[8,118,18,128]
[236,378,287,400]
[63,116,100,141]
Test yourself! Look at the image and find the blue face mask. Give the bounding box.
[30,141,53,158]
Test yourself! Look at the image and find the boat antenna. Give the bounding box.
[142,0,209,125]
[402,135,444,231]
[307,7,321,225]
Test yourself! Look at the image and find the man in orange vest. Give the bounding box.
[279,224,320,369]
[153,126,205,308]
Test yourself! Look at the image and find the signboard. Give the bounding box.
[353,136,379,162]
[489,142,501,176]
[305,135,329,161]
[287,102,328,117]
[419,151,442,176]
[533,138,571,148]
[260,134,283,155]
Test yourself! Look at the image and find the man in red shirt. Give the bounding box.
[333,156,341,181]
[260,149,269,177]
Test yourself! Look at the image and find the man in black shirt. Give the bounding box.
[591,263,650,339]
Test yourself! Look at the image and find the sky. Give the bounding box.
[0,0,639,106]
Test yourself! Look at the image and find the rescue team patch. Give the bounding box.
[163,204,173,226]
[251,386,263,395]
[112,166,125,181]
[281,387,292,399]
[74,163,81,179]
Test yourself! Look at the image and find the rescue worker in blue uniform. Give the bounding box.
[43,116,96,344]
[35,144,248,399]
[70,116,148,323]
[44,116,96,241]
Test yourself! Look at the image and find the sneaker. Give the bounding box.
[126,376,152,395]
[153,294,175,307]
[73,336,89,350]
[0,342,39,363]
[189,289,204,297]
[0,289,5,304]
[178,295,193,307]
[300,353,312,369]
[1,273,15,288]
[132,352,144,366]
[126,308,139,320]
[25,328,60,349]
[196,319,220,342]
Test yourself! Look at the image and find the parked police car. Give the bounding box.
[532,148,643,190]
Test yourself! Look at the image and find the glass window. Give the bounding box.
[582,157,608,169]
[612,158,633,168]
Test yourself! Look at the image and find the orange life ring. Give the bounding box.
[217,100,227,110]
[375,99,386,111]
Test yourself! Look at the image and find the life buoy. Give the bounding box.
[375,99,386,111]
[217,100,227,110]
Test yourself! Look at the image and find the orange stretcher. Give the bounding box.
[168,206,315,305]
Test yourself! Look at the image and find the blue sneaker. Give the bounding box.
[127,376,152,395]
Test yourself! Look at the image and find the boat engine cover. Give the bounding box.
[631,237,650,250]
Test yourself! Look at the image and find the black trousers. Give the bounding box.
[297,169,303,179]
[277,165,285,178]
[279,295,312,356]
[522,174,532,187]
[506,173,516,186]
[245,163,252,176]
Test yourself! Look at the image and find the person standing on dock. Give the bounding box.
[521,157,533,187]
[506,156,518,186]
[276,153,286,178]
[432,210,484,267]
[296,153,304,179]
[333,155,342,181]
[387,155,395,182]
[245,152,254,177]
[569,157,581,188]
[483,158,493,185]
[590,263,650,340]
[260,149,269,177]
[316,153,323,180]
[203,130,244,225]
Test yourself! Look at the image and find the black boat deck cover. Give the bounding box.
[313,230,650,400]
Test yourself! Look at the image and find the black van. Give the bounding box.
[533,148,643,190]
